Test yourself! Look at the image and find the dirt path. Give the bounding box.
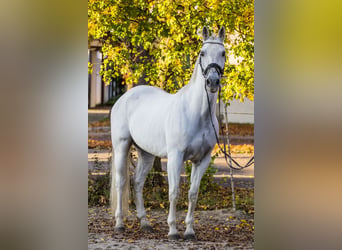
[88,207,254,249]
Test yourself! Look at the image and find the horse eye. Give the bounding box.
[200,51,205,57]
[222,51,226,57]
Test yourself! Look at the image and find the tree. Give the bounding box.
[88,0,254,102]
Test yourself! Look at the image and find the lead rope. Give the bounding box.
[224,105,236,211]
[205,86,253,211]
[205,85,255,171]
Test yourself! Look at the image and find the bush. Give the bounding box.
[104,94,123,106]
[88,171,111,206]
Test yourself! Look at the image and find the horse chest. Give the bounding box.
[184,128,215,163]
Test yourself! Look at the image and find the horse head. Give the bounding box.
[199,26,226,93]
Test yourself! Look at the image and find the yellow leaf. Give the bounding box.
[160,203,164,208]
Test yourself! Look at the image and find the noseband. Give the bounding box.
[199,41,225,79]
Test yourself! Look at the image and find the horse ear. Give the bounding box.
[218,26,225,42]
[202,26,209,41]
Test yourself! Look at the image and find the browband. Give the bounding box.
[203,41,224,46]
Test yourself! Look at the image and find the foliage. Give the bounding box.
[88,139,112,149]
[88,170,254,214]
[145,170,166,188]
[88,61,93,74]
[88,171,111,206]
[142,182,254,212]
[88,118,110,128]
[88,0,254,102]
[213,143,254,154]
[222,123,254,136]
[104,93,123,106]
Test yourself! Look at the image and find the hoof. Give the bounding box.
[115,226,125,232]
[141,225,154,233]
[168,233,181,241]
[184,233,197,241]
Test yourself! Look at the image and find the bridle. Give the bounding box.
[201,41,255,171]
[199,41,225,80]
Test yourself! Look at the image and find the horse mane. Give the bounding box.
[176,57,201,94]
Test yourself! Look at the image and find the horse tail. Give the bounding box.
[110,148,116,215]
[110,148,130,218]
[122,153,130,218]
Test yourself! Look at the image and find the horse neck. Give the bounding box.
[182,58,218,119]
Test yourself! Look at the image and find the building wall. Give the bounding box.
[217,98,254,124]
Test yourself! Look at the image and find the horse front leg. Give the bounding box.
[166,152,183,240]
[185,152,212,240]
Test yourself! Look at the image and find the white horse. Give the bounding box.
[110,26,226,240]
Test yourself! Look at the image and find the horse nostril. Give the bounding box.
[206,79,210,86]
[215,79,220,86]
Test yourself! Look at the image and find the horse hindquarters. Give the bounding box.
[110,99,133,230]
[110,139,131,231]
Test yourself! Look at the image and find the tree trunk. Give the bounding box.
[152,157,164,186]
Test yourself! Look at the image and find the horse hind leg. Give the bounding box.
[134,148,155,232]
[111,138,131,232]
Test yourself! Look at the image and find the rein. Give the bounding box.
[205,86,254,170]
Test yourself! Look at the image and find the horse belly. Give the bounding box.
[127,98,169,158]
[130,121,168,158]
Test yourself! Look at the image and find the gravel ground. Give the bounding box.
[88,207,254,249]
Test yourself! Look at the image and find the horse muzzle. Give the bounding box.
[205,77,220,93]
